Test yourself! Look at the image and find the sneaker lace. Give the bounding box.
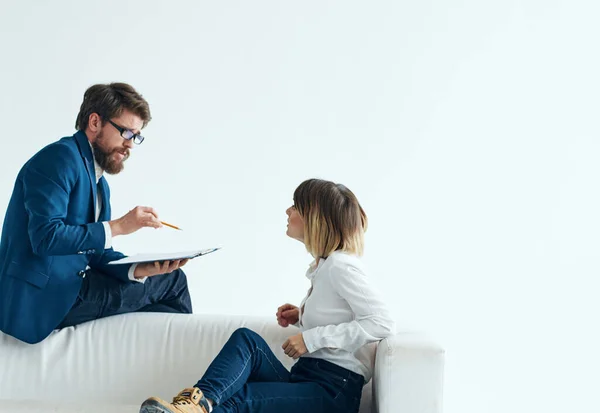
[173,395,193,406]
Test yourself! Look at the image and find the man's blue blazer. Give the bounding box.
[0,131,131,344]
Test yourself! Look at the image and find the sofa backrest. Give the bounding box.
[0,312,375,412]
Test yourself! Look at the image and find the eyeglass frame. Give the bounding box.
[106,119,145,145]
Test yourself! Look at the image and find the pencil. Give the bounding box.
[160,221,182,230]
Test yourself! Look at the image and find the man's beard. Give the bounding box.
[92,132,130,175]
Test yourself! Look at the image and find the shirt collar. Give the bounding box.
[305,258,325,281]
[88,141,103,184]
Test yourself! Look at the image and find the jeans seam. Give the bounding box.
[240,395,323,404]
[333,371,352,400]
[214,345,285,403]
[257,347,286,381]
[214,352,252,403]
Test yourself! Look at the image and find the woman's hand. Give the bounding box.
[282,333,308,359]
[276,303,299,327]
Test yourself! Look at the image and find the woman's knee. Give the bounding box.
[230,327,263,344]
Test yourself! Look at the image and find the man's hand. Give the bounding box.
[109,206,163,236]
[133,259,189,279]
[276,303,299,327]
[282,333,308,359]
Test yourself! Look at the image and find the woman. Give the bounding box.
[140,178,395,413]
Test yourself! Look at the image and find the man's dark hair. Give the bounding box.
[75,82,151,131]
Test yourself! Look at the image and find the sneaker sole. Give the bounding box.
[140,399,176,413]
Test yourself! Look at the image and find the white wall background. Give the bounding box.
[1,1,599,412]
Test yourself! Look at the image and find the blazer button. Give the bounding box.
[78,270,86,278]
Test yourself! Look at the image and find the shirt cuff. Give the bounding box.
[101,222,112,249]
[301,329,320,353]
[128,264,146,283]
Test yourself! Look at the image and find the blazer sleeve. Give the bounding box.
[23,144,106,256]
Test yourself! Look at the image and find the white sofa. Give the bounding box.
[0,313,444,412]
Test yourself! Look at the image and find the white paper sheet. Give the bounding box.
[107,248,220,265]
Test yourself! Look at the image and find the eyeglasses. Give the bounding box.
[107,119,145,145]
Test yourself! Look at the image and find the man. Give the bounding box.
[0,83,191,344]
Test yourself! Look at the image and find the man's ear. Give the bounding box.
[88,113,102,133]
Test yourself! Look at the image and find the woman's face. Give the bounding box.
[286,205,305,242]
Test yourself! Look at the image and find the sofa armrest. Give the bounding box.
[373,332,445,413]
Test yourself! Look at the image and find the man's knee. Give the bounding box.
[172,268,189,288]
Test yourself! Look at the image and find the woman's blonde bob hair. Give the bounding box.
[293,179,368,258]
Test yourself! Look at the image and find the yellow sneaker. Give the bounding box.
[140,387,210,413]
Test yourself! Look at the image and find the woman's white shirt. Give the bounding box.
[297,251,395,382]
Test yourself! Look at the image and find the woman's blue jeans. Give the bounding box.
[195,327,364,413]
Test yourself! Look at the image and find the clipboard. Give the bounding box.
[107,248,220,265]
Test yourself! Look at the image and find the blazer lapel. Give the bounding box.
[97,177,110,222]
[74,131,98,220]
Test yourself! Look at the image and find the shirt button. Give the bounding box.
[78,270,86,278]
